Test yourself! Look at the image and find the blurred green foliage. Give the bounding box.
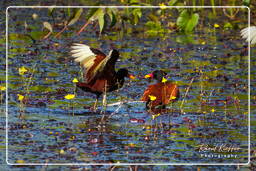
[35,0,253,39]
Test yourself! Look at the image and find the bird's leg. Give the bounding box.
[103,93,107,108]
[101,81,107,114]
[93,98,98,112]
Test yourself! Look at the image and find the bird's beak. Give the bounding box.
[144,73,153,78]
[128,74,136,79]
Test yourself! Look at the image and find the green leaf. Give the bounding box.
[224,22,233,29]
[48,7,54,16]
[147,13,158,23]
[97,10,105,33]
[89,8,103,21]
[243,0,250,6]
[68,8,83,26]
[176,10,199,33]
[86,8,98,20]
[131,9,142,25]
[107,9,117,27]
[67,8,71,17]
[185,13,199,32]
[177,10,189,30]
[43,22,53,32]
[168,0,179,6]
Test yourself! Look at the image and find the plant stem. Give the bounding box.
[211,0,216,16]
[180,77,195,110]
[77,20,91,35]
[55,25,68,38]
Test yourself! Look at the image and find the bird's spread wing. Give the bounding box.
[71,43,112,83]
[241,26,256,45]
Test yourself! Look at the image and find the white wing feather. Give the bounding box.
[240,26,256,45]
[71,43,97,82]
[71,43,113,83]
[71,43,95,63]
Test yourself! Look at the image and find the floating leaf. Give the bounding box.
[68,8,83,26]
[16,160,25,164]
[43,22,53,32]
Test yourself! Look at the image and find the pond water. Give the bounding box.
[2,7,251,167]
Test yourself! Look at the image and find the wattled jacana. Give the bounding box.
[141,70,179,110]
[71,43,135,111]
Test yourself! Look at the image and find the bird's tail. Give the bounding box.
[76,82,91,92]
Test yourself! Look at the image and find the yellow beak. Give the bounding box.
[144,73,153,78]
[129,74,136,79]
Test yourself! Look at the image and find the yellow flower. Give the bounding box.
[72,78,79,83]
[170,96,176,100]
[17,94,24,101]
[201,41,206,45]
[69,135,76,140]
[19,66,28,75]
[65,94,75,100]
[152,113,160,120]
[0,86,6,91]
[211,108,215,113]
[59,149,65,154]
[159,3,167,10]
[162,77,167,83]
[149,95,156,101]
[54,43,59,47]
[214,24,220,28]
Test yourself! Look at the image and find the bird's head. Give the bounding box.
[117,68,135,80]
[144,70,167,82]
[110,49,119,58]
